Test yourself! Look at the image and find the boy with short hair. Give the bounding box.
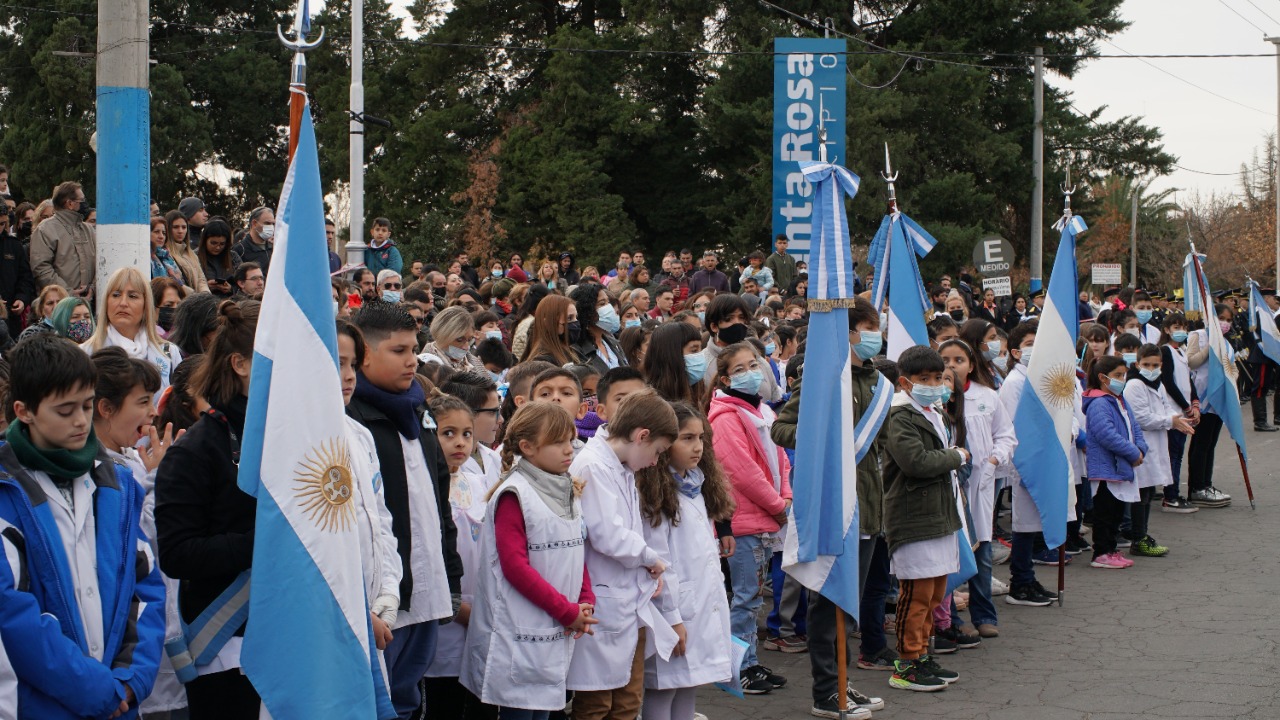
[591,367,646,442]
[364,217,404,277]
[0,335,166,718]
[530,367,588,452]
[498,360,556,426]
[474,337,513,384]
[882,345,969,693]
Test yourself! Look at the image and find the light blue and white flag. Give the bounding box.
[781,160,863,618]
[868,212,938,313]
[1011,214,1087,550]
[237,102,396,720]
[1248,281,1280,366]
[1185,250,1248,460]
[884,214,933,360]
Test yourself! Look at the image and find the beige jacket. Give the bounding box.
[167,240,209,293]
[30,209,96,291]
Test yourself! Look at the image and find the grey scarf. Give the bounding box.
[513,457,577,520]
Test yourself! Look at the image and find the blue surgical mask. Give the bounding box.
[940,385,953,404]
[491,269,503,278]
[765,342,776,355]
[729,368,764,396]
[1171,330,1188,343]
[1135,309,1153,325]
[1122,352,1137,366]
[625,318,642,329]
[909,382,948,407]
[1108,377,1126,395]
[1019,348,1033,366]
[684,353,707,384]
[445,345,469,360]
[697,311,705,323]
[489,370,506,386]
[983,339,1002,360]
[853,330,883,360]
[1139,367,1161,382]
[485,329,503,341]
[382,290,402,303]
[596,303,621,334]
[993,354,1009,372]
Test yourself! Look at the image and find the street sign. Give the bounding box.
[972,235,1015,275]
[984,276,1012,297]
[1091,263,1122,285]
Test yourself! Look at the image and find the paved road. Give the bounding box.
[696,430,1280,719]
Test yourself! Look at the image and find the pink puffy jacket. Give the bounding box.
[708,392,793,537]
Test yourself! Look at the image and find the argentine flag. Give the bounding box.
[237,102,396,719]
[1185,252,1248,460]
[1011,214,1087,550]
[883,212,933,361]
[1249,281,1280,367]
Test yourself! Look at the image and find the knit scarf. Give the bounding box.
[674,466,705,499]
[353,373,426,440]
[513,457,576,520]
[6,421,99,484]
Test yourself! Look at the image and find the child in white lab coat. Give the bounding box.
[635,403,736,720]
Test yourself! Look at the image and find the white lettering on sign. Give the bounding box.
[983,237,1006,263]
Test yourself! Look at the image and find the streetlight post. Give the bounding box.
[1266,37,1280,290]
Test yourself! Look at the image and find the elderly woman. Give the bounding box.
[83,266,184,396]
[418,305,484,372]
[17,284,70,341]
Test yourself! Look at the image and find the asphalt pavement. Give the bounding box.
[695,429,1280,719]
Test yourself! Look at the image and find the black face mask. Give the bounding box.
[432,286,446,298]
[717,322,749,345]
[157,307,177,332]
[78,204,93,221]
[949,309,965,322]
[567,320,583,344]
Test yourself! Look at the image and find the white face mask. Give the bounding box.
[259,224,275,240]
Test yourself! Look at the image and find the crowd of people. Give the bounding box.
[0,169,1265,720]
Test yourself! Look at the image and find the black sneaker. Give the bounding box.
[1064,535,1092,555]
[1030,580,1059,603]
[888,659,947,692]
[845,683,886,711]
[931,634,957,654]
[1161,497,1200,514]
[740,665,773,695]
[1005,583,1054,607]
[935,624,982,649]
[810,694,872,719]
[757,664,787,688]
[917,654,960,684]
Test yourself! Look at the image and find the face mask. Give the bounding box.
[729,369,764,396]
[909,382,948,407]
[625,318,642,329]
[485,329,503,341]
[1019,348,1033,366]
[445,345,469,360]
[596,304,621,334]
[567,320,583,344]
[259,224,275,240]
[1171,330,1189,343]
[684,352,707,384]
[77,203,92,220]
[949,309,965,322]
[853,330,883,360]
[1126,327,1140,338]
[1219,320,1232,334]
[67,319,94,343]
[765,342,776,356]
[879,312,888,328]
[491,269,503,278]
[993,354,1009,371]
[717,322,749,345]
[333,300,340,316]
[157,306,176,332]
[1107,377,1126,396]
[1121,352,1137,366]
[1139,367,1161,382]
[1135,309,1153,325]
[697,311,705,323]
[382,290,402,303]
[940,385,953,404]
[983,340,1002,360]
[433,286,446,298]
[489,370,506,386]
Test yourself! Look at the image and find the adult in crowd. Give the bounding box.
[164,209,210,292]
[0,208,35,318]
[973,287,999,324]
[629,286,652,317]
[233,206,275,277]
[17,284,69,340]
[505,251,529,283]
[455,251,479,287]
[766,234,798,294]
[178,196,210,243]
[522,294,581,366]
[152,277,184,333]
[150,217,185,285]
[198,217,241,298]
[353,268,378,302]
[378,270,404,303]
[624,265,653,295]
[168,291,223,358]
[82,266,184,396]
[44,295,95,343]
[487,259,506,283]
[234,262,265,299]
[419,306,484,373]
[690,250,731,294]
[30,180,95,297]
[558,251,581,285]
[658,254,693,312]
[618,324,650,369]
[570,283,627,374]
[944,289,969,322]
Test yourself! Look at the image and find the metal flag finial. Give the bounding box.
[1060,159,1076,219]
[279,0,324,55]
[881,142,899,211]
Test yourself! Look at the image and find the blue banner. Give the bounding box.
[772,38,846,261]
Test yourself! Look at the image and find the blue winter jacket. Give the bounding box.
[364,241,403,277]
[1081,389,1149,482]
[0,443,165,719]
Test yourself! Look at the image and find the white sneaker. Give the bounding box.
[991,544,1011,565]
[990,577,1010,596]
[694,714,709,720]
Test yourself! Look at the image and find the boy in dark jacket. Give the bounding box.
[882,346,969,693]
[348,302,462,720]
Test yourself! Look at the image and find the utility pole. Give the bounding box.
[96,0,151,300]
[1129,186,1139,289]
[1268,37,1280,290]
[1030,47,1044,294]
[348,0,367,268]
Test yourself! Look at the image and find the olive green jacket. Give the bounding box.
[770,360,887,536]
[881,398,964,556]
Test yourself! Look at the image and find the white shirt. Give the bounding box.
[395,435,453,628]
[888,397,960,580]
[32,469,104,660]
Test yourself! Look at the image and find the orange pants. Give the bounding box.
[896,576,948,661]
[571,627,646,720]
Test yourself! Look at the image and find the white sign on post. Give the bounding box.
[984,276,1012,297]
[1091,263,1122,285]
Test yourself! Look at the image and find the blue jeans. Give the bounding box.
[728,534,770,671]
[1010,532,1037,587]
[384,620,439,720]
[858,535,891,656]
[498,710,549,720]
[766,552,808,637]
[964,541,997,626]
[1166,429,1187,500]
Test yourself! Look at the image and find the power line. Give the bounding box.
[1067,102,1249,178]
[1245,0,1280,26]
[1219,0,1270,34]
[1103,39,1272,117]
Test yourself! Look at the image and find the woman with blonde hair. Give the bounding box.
[17,284,69,340]
[419,305,485,372]
[83,266,184,396]
[30,199,54,231]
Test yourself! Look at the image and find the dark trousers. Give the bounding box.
[1090,482,1126,558]
[422,676,498,720]
[187,669,260,720]
[1187,412,1223,493]
[1130,486,1156,539]
[806,593,856,702]
[385,620,439,720]
[1166,430,1187,501]
[858,536,891,657]
[1010,531,1037,587]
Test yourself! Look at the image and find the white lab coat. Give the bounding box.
[345,418,403,615]
[394,436,454,628]
[962,383,1017,544]
[642,486,733,690]
[0,633,16,720]
[997,364,1041,532]
[427,444,501,678]
[1122,378,1177,490]
[567,436,665,691]
[32,469,105,660]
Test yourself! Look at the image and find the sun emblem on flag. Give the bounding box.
[1039,363,1078,409]
[294,438,355,532]
[1220,347,1238,382]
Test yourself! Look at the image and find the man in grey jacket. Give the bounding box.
[29,181,95,297]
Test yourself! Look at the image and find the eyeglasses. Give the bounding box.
[475,407,501,416]
[383,283,402,290]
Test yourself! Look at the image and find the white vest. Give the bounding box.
[460,473,585,710]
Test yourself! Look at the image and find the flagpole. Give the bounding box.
[278,0,324,164]
[1057,167,1078,607]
